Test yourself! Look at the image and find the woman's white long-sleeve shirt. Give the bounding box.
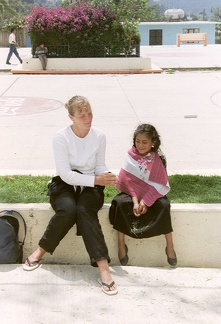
[53,125,108,187]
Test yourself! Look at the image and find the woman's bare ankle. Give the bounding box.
[28,247,46,261]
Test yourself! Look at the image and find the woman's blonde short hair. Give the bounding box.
[65,95,92,116]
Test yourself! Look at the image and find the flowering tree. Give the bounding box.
[26,2,140,57]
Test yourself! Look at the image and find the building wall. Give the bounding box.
[139,22,216,46]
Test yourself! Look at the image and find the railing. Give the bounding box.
[43,43,140,58]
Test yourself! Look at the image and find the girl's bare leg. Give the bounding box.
[165,232,176,259]
[118,231,127,259]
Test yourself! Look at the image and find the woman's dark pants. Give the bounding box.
[39,185,110,266]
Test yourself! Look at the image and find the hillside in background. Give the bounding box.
[149,0,221,16]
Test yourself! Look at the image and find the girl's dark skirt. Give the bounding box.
[109,192,173,239]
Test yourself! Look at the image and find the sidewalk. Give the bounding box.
[140,44,221,69]
[0,45,221,323]
[1,44,221,70]
[1,264,221,324]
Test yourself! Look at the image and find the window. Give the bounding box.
[183,28,200,34]
[149,29,162,45]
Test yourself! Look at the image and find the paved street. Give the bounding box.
[0,45,221,324]
[1,45,221,176]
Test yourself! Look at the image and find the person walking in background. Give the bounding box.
[109,123,177,267]
[23,95,119,296]
[35,42,48,70]
[6,28,22,65]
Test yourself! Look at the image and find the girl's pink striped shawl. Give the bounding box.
[115,147,170,206]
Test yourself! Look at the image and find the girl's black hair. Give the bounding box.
[133,124,161,152]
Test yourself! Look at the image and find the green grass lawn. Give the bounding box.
[0,174,220,204]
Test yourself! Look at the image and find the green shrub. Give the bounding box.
[26,2,140,57]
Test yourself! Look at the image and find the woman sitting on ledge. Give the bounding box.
[23,95,118,296]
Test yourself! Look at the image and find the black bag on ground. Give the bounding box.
[0,210,26,264]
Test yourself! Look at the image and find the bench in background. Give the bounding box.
[177,33,207,47]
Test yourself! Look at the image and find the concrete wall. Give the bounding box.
[1,203,220,268]
[139,21,216,46]
[21,57,152,71]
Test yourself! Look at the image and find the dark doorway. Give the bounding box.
[149,29,162,45]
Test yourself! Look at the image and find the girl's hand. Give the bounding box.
[132,197,141,216]
[139,201,148,214]
[133,202,141,216]
[133,201,148,216]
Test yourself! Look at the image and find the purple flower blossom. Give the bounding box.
[25,3,116,35]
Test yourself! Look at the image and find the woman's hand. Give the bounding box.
[94,172,118,186]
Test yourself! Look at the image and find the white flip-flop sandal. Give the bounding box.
[97,278,118,296]
[22,257,42,271]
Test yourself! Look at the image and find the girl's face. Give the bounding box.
[135,133,154,154]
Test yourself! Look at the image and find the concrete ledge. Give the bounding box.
[22,57,152,71]
[1,203,220,268]
[11,57,163,74]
